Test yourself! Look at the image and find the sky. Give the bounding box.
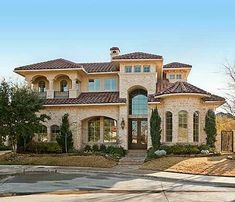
[0,0,235,97]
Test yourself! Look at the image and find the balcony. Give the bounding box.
[38,92,47,99]
[54,91,69,99]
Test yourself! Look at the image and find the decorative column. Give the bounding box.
[188,111,194,143]
[69,79,79,98]
[100,117,104,143]
[47,126,51,142]
[47,79,54,99]
[172,112,178,143]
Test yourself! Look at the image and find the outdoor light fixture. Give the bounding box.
[121,118,125,129]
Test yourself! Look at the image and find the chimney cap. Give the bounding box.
[110,47,120,51]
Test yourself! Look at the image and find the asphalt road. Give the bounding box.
[0,169,235,202]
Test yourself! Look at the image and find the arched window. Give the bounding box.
[88,118,100,142]
[178,111,188,128]
[38,81,46,93]
[38,125,48,142]
[193,111,199,142]
[50,125,60,142]
[129,89,148,115]
[60,80,68,92]
[165,111,173,142]
[104,117,117,143]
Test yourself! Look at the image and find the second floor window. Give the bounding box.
[176,74,182,79]
[38,81,46,93]
[104,78,117,91]
[125,66,132,73]
[169,74,175,79]
[89,79,100,91]
[134,65,141,73]
[60,80,68,92]
[143,65,150,72]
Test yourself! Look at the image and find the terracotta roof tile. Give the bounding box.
[203,94,225,102]
[163,62,192,69]
[77,62,117,73]
[15,58,82,71]
[112,52,162,60]
[44,92,126,105]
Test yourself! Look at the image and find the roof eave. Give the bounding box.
[112,58,163,62]
[155,93,210,98]
[43,102,126,107]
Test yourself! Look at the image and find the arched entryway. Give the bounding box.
[128,88,148,149]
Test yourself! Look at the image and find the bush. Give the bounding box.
[99,144,107,153]
[0,144,11,151]
[106,145,126,158]
[159,144,200,155]
[84,145,92,152]
[26,142,62,154]
[92,144,99,152]
[154,150,167,157]
[198,144,210,151]
[147,147,157,158]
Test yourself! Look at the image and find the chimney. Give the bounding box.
[110,47,120,60]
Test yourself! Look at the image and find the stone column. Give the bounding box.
[47,79,54,99]
[47,126,51,142]
[69,79,79,98]
[118,105,128,150]
[73,120,82,150]
[172,112,178,143]
[188,111,194,143]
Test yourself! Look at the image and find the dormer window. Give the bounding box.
[134,65,141,73]
[60,80,68,92]
[125,66,132,73]
[176,74,182,79]
[38,81,46,93]
[169,74,175,79]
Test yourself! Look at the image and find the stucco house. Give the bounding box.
[14,47,225,151]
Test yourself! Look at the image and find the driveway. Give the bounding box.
[0,166,235,201]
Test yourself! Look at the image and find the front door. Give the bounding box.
[128,118,147,149]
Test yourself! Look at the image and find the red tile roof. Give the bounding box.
[15,59,82,71]
[112,52,162,60]
[163,62,192,69]
[77,62,117,73]
[203,94,225,102]
[44,92,126,105]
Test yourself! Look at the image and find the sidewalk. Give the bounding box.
[0,165,234,187]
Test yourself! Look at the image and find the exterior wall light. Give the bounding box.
[121,118,125,129]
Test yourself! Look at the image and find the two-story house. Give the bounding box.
[14,47,225,150]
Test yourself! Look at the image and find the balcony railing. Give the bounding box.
[38,92,47,99]
[54,91,69,99]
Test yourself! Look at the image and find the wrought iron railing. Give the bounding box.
[54,91,69,99]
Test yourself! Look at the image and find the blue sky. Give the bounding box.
[0,0,235,97]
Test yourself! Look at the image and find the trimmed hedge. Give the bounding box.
[0,144,11,151]
[26,142,62,154]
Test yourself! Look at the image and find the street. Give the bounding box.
[0,166,235,202]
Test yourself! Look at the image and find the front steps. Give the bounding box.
[117,150,147,168]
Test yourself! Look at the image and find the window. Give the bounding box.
[125,66,132,73]
[134,65,141,73]
[88,79,100,91]
[60,80,68,92]
[166,112,173,142]
[104,118,117,143]
[88,118,100,142]
[169,74,175,79]
[143,65,150,72]
[104,79,117,91]
[38,125,48,142]
[50,125,60,142]
[129,89,148,115]
[193,111,199,142]
[178,111,188,128]
[176,74,182,79]
[38,81,46,93]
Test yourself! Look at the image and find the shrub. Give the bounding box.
[147,147,157,158]
[154,150,167,157]
[198,144,210,151]
[99,144,107,153]
[106,145,126,158]
[84,145,92,152]
[201,150,210,155]
[159,144,200,155]
[26,142,62,154]
[0,144,11,151]
[92,144,99,152]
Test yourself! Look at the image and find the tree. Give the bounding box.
[205,109,217,148]
[56,113,73,153]
[0,80,50,151]
[150,108,161,149]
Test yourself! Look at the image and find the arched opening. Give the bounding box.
[83,116,117,144]
[54,75,71,98]
[165,111,173,142]
[38,81,46,93]
[178,110,188,142]
[50,125,60,142]
[37,125,48,142]
[193,111,199,142]
[60,80,68,92]
[128,87,148,149]
[129,89,148,115]
[32,76,49,98]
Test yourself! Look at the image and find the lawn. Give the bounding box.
[141,155,235,176]
[0,153,117,168]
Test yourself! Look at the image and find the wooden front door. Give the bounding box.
[128,118,147,149]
